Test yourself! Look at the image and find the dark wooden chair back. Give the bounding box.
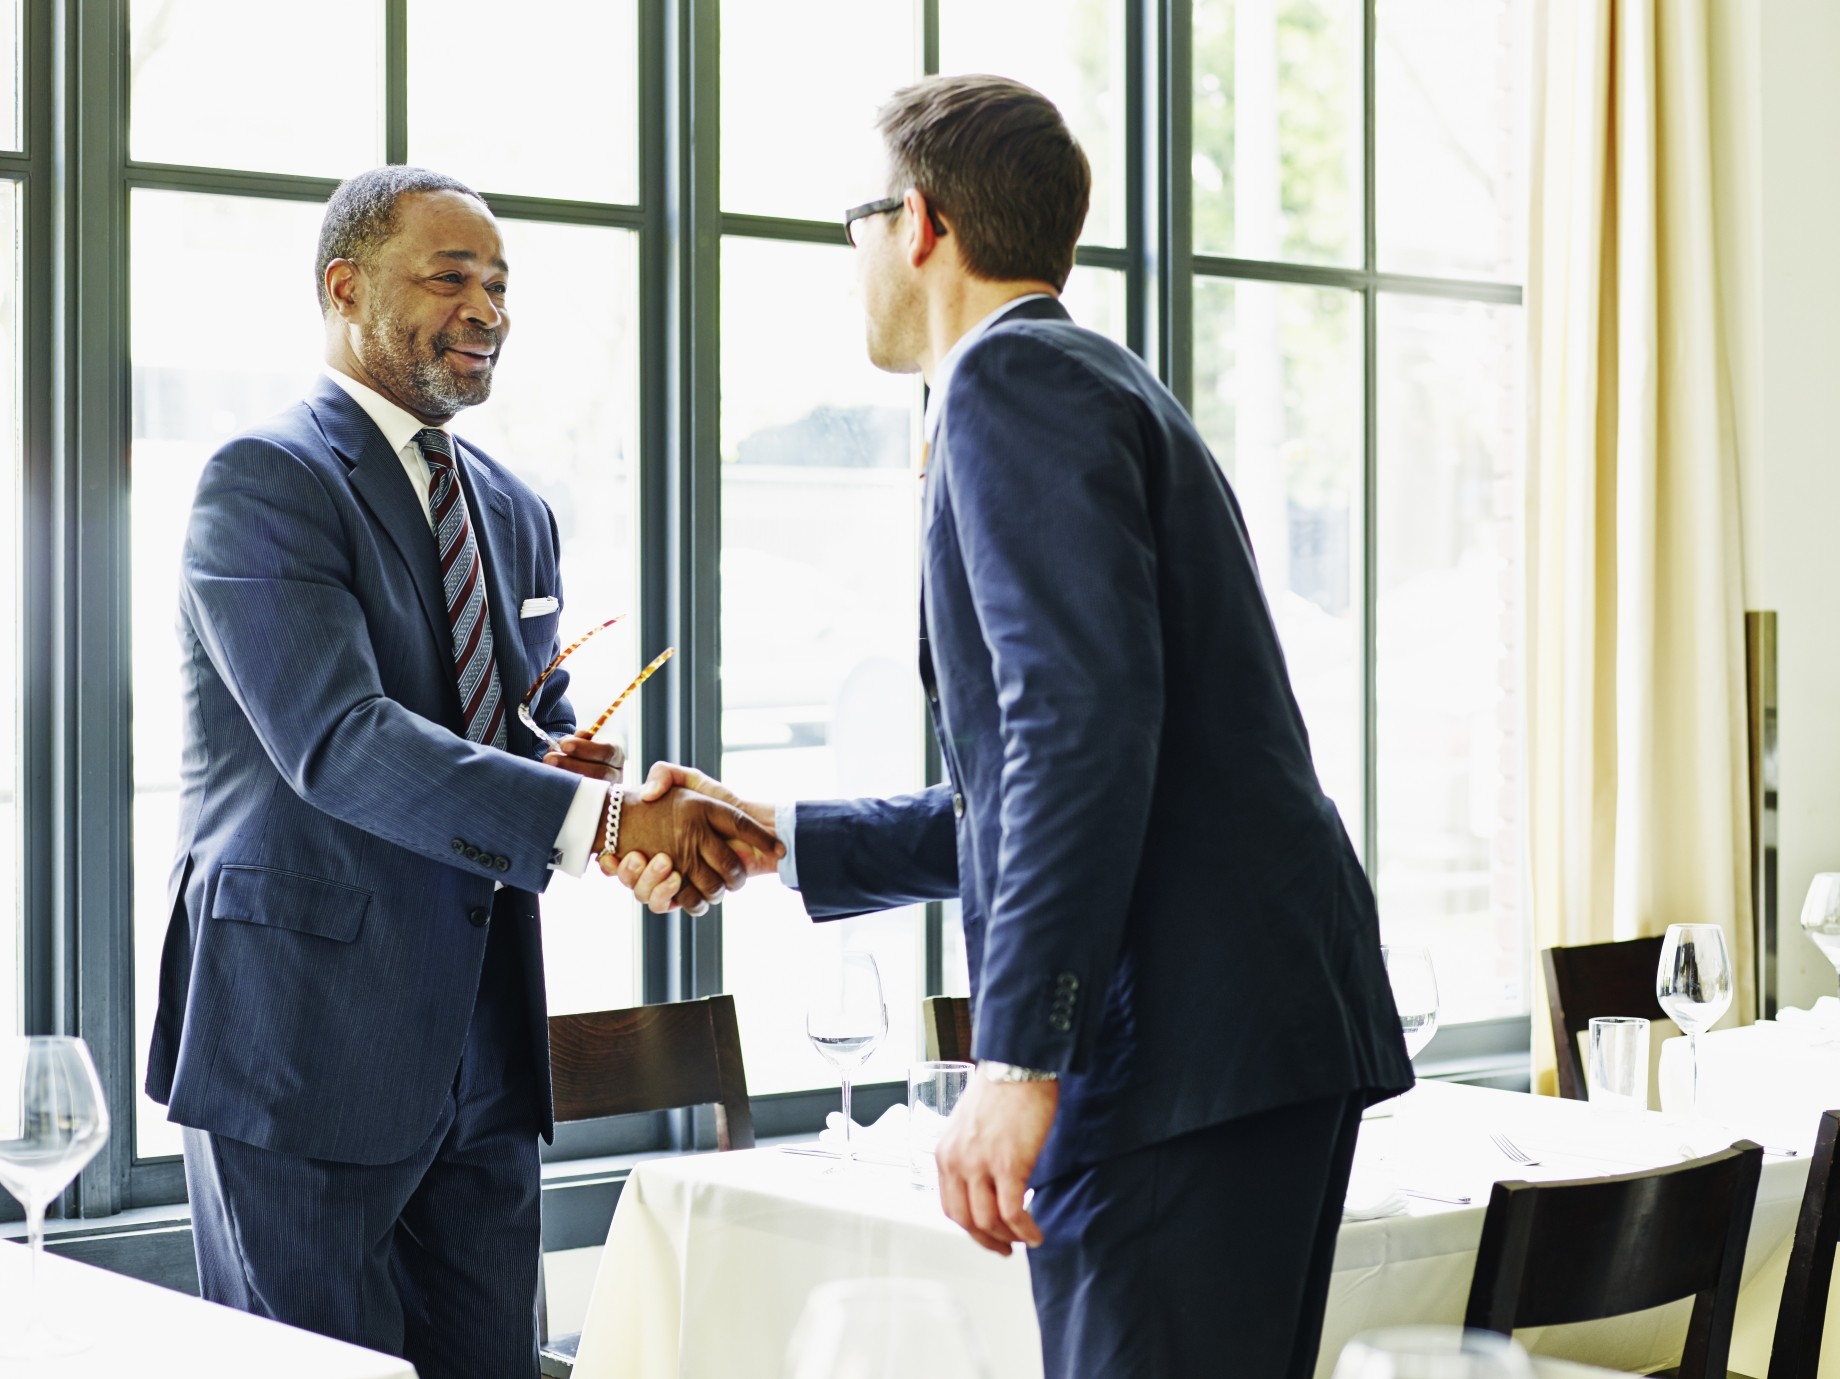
[1541,935,1667,1100]
[548,993,754,1148]
[1768,1111,1840,1379]
[1465,1141,1764,1379]
[923,995,973,1063]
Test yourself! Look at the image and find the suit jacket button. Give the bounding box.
[1049,1013,1072,1033]
[952,793,965,820]
[495,856,510,874]
[468,906,489,928]
[451,838,466,854]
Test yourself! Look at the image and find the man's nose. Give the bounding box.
[460,285,504,331]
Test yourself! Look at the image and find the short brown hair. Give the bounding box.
[876,75,1091,291]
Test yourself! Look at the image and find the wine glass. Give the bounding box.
[786,1278,992,1379]
[0,1036,110,1359]
[1800,874,1840,1002]
[1656,923,1734,1118]
[1381,946,1440,1062]
[806,951,887,1173]
[1332,1327,1536,1379]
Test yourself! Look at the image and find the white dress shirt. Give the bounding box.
[777,292,1053,891]
[325,369,606,878]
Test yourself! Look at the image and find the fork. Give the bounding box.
[1491,1132,1540,1166]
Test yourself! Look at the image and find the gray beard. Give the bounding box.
[361,313,494,417]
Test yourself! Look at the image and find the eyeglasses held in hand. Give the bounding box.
[517,615,676,759]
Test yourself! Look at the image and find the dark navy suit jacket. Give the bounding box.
[146,376,582,1166]
[793,299,1413,1183]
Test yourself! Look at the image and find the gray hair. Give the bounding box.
[314,166,485,313]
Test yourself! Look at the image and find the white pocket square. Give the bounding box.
[519,596,559,619]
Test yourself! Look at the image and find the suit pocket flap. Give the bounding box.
[210,865,371,943]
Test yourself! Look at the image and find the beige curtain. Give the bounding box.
[1527,0,1752,1093]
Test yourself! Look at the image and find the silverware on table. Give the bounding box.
[1490,1132,1540,1166]
[1401,1188,1473,1205]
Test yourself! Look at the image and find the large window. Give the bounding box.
[13,0,1531,1223]
[1192,0,1528,1023]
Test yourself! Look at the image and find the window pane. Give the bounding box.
[1192,0,1362,266]
[938,0,1127,248]
[721,1,916,221]
[0,183,18,1035]
[1192,276,1362,846]
[130,0,382,175]
[719,237,923,1096]
[0,1,18,152]
[410,1,638,204]
[130,191,327,1157]
[1377,0,1527,280]
[1376,294,1525,1022]
[1062,265,1126,347]
[451,219,643,1019]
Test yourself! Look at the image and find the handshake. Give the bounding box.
[544,735,778,915]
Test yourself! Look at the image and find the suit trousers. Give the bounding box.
[1028,1092,1365,1379]
[182,892,543,1379]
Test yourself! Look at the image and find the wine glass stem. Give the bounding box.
[840,1072,854,1171]
[26,1195,44,1321]
[1689,1031,1700,1119]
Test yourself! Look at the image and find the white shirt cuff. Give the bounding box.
[776,802,799,889]
[552,779,611,878]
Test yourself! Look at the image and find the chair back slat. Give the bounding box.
[548,994,754,1150]
[1768,1110,1840,1379]
[1541,936,1667,1100]
[923,996,973,1063]
[1465,1142,1763,1379]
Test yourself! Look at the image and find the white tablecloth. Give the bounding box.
[0,1240,416,1377]
[1658,1014,1840,1150]
[573,1082,1808,1379]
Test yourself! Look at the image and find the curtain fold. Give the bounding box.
[1527,0,1752,1094]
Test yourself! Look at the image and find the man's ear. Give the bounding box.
[325,258,363,320]
[903,187,943,270]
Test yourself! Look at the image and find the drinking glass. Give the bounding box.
[786,1278,992,1379]
[1587,1016,1650,1113]
[1331,1327,1536,1379]
[806,951,887,1173]
[1382,946,1440,1061]
[0,1037,110,1359]
[1801,873,1840,1000]
[907,1060,973,1187]
[1656,923,1735,1118]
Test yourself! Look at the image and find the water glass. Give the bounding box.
[908,1061,973,1186]
[0,1036,110,1360]
[805,951,888,1174]
[786,1278,992,1379]
[1331,1327,1536,1379]
[1656,923,1734,1118]
[1381,946,1440,1061]
[1587,1016,1650,1113]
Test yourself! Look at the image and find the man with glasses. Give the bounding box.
[618,77,1412,1379]
[145,166,778,1379]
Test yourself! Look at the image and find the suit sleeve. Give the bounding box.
[792,786,960,920]
[944,332,1164,1074]
[181,435,581,892]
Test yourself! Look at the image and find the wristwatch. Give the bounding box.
[978,1060,1059,1083]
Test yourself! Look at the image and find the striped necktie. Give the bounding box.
[415,428,508,750]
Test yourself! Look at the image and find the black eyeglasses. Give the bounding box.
[842,193,948,247]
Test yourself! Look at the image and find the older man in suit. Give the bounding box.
[617,78,1412,1379]
[146,166,776,1379]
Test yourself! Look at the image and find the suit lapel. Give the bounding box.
[454,440,529,742]
[308,378,454,664]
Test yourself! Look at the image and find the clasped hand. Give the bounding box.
[543,739,781,915]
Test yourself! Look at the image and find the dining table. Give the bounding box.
[0,1239,418,1377]
[569,1079,1812,1379]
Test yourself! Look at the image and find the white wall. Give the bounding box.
[1717,0,1840,1011]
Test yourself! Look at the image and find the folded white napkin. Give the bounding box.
[817,1104,912,1166]
[1342,1169,1408,1221]
[1776,996,1840,1045]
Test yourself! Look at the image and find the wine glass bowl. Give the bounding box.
[806,951,888,1173]
[1655,923,1734,1119]
[1332,1327,1536,1379]
[1382,946,1440,1062]
[0,1036,110,1359]
[1800,873,1840,1000]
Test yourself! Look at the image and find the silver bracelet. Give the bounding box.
[978,1060,1059,1083]
[597,786,623,868]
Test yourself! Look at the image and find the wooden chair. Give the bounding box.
[923,995,973,1063]
[539,995,753,1378]
[1541,935,1667,1100]
[1767,1111,1840,1379]
[1464,1141,1764,1379]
